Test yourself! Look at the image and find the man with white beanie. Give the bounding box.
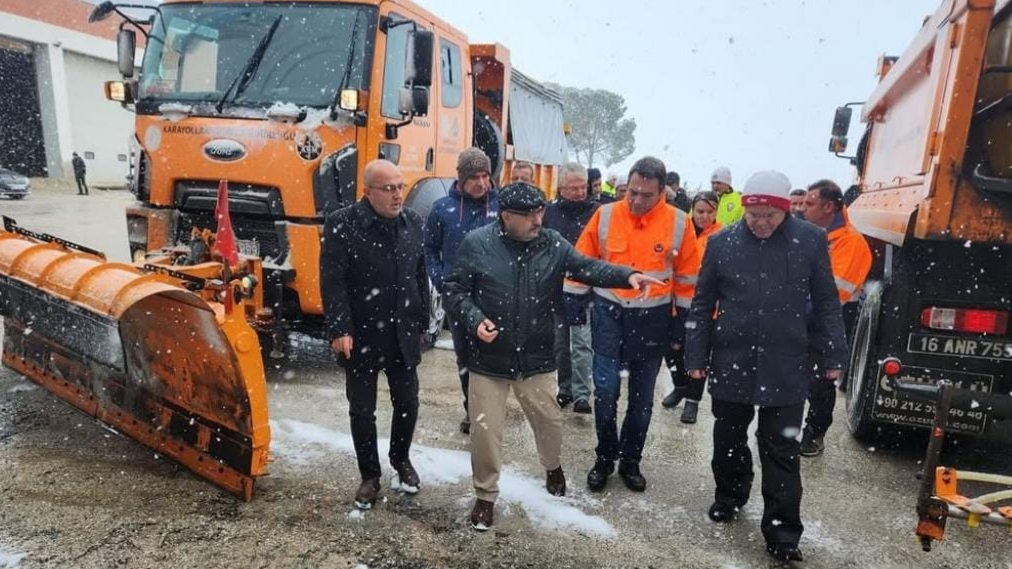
[710,166,743,226]
[684,170,847,563]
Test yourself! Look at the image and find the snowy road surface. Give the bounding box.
[1,185,1009,568]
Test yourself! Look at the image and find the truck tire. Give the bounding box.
[846,280,882,441]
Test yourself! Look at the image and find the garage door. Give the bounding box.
[0,38,47,176]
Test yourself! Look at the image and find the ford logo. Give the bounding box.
[202,139,246,162]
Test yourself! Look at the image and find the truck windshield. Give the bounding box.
[139,3,376,108]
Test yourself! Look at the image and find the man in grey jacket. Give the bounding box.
[444,182,660,531]
[685,170,847,563]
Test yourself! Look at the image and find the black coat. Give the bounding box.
[320,199,429,369]
[444,222,634,380]
[543,198,599,244]
[72,156,86,177]
[684,216,847,406]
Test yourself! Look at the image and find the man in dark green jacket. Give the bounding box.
[444,182,659,531]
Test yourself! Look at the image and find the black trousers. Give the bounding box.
[448,311,471,418]
[75,175,88,195]
[805,301,861,433]
[712,399,805,547]
[664,344,705,401]
[345,361,419,480]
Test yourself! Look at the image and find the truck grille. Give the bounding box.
[176,211,285,262]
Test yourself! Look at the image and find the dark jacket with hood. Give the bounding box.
[543,197,599,244]
[444,222,634,380]
[423,181,498,293]
[320,199,429,369]
[684,216,847,406]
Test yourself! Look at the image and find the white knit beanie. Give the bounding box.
[741,170,792,212]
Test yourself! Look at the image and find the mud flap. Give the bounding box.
[0,228,269,500]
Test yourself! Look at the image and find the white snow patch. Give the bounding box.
[7,383,36,393]
[0,544,26,568]
[433,338,455,351]
[157,103,192,122]
[271,419,617,537]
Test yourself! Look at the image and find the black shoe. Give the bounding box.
[680,400,699,424]
[800,432,825,457]
[661,390,683,409]
[354,478,381,510]
[707,500,740,523]
[617,461,646,492]
[586,458,614,492]
[460,416,471,435]
[766,543,803,562]
[391,460,420,494]
[556,393,573,408]
[572,399,592,414]
[546,466,566,496]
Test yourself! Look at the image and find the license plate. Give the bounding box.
[907,333,1012,361]
[236,238,259,257]
[871,364,994,434]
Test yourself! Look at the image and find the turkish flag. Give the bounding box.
[213,179,239,265]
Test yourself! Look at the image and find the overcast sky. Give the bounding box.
[95,0,939,190]
[421,0,938,190]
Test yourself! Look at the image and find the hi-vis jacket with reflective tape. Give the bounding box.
[827,209,872,304]
[565,198,700,310]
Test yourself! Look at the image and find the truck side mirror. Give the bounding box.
[117,29,136,78]
[405,29,433,88]
[398,86,430,117]
[828,106,852,153]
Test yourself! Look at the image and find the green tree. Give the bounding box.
[549,84,636,168]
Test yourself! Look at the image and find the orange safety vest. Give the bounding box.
[565,198,700,310]
[828,210,872,303]
[695,221,723,264]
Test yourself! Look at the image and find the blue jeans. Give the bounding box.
[592,353,662,463]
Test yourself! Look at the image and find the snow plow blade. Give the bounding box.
[0,219,269,500]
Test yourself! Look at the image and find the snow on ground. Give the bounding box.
[0,543,25,569]
[271,419,617,538]
[433,339,455,351]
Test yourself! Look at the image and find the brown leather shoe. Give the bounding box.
[392,460,420,494]
[546,466,566,497]
[470,498,494,531]
[354,478,381,510]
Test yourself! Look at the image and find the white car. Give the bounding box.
[0,167,30,199]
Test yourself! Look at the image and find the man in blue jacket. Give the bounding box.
[424,148,498,434]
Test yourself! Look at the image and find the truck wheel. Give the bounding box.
[846,282,881,440]
[421,278,445,351]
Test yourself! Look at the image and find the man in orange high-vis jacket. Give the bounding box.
[565,156,700,493]
[798,179,872,457]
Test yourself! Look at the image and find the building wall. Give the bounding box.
[0,0,139,184]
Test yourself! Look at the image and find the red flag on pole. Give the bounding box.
[213,179,239,265]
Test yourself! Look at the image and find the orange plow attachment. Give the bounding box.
[0,218,269,500]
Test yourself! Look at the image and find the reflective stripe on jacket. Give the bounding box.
[566,198,700,310]
[827,211,872,303]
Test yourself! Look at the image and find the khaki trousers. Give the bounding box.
[469,371,563,502]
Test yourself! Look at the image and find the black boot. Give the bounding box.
[766,543,803,562]
[586,458,614,492]
[617,460,646,492]
[707,500,740,523]
[661,389,683,409]
[680,400,699,424]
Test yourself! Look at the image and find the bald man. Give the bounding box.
[321,159,430,509]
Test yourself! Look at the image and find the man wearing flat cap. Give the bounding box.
[444,182,662,531]
[685,170,847,562]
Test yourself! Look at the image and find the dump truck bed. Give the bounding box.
[854,0,1012,246]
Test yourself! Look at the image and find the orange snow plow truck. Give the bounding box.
[0,0,568,500]
[828,0,1012,545]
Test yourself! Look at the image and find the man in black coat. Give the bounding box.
[685,170,847,563]
[72,152,88,195]
[543,162,599,413]
[320,159,429,510]
[444,182,660,531]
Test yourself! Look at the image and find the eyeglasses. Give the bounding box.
[744,211,784,221]
[367,183,406,194]
[560,185,586,192]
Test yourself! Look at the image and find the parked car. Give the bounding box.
[0,167,30,199]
